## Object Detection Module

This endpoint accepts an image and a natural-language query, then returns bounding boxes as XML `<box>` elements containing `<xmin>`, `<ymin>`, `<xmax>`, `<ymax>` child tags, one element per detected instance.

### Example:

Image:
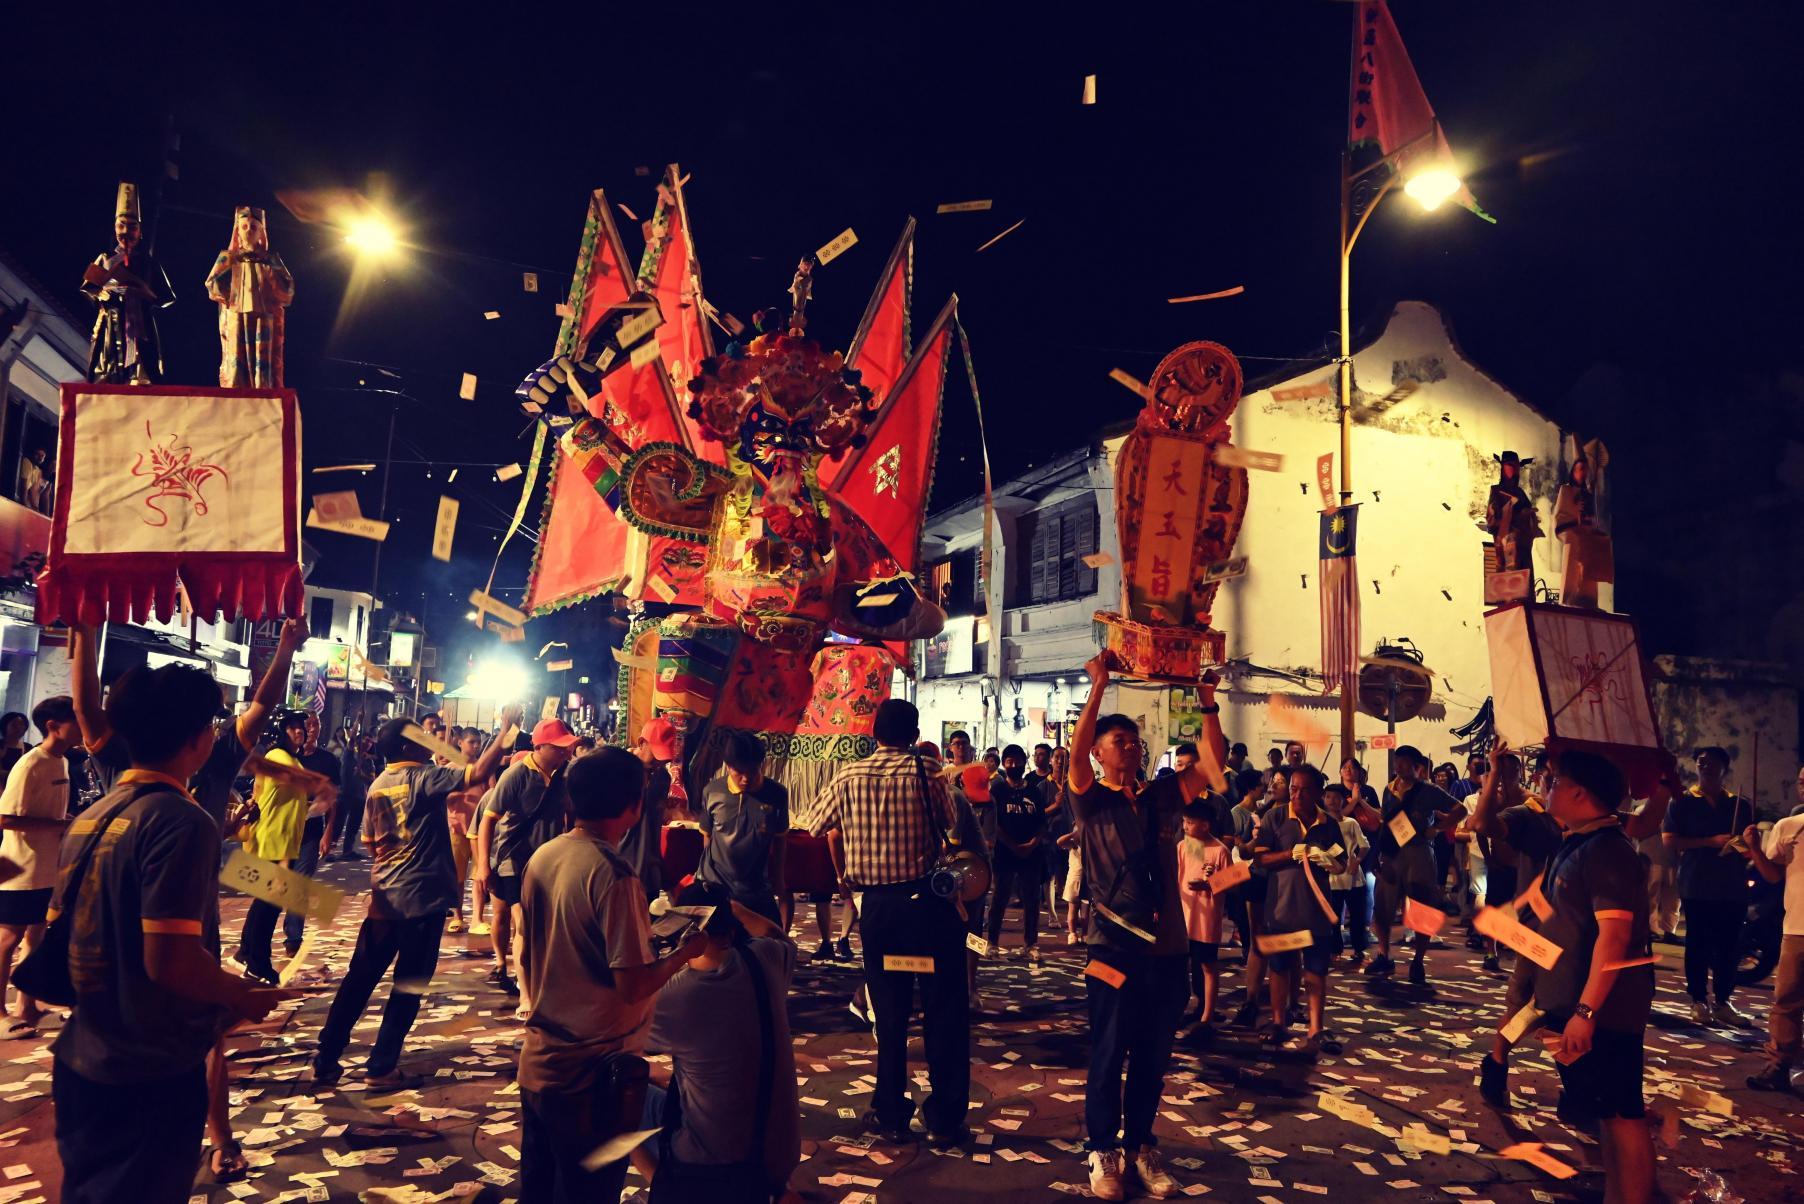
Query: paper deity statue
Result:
<box><xmin>1554</xmin><ymin>436</ymin><xmax>1613</xmax><ymax>609</ymax></box>
<box><xmin>1092</xmin><ymin>341</ymin><xmax>1249</xmax><ymax>683</ymax></box>
<box><xmin>79</xmin><ymin>182</ymin><xmax>175</xmax><ymax>384</ymax></box>
<box><xmin>206</xmin><ymin>206</ymin><xmax>295</xmax><ymax>388</ymax></box>
<box><xmin>510</xmin><ymin>178</ymin><xmax>951</xmax><ymax>806</ymax></box>
<box><xmin>1484</xmin><ymin>450</ymin><xmax>1542</xmax><ymax>572</ymax></box>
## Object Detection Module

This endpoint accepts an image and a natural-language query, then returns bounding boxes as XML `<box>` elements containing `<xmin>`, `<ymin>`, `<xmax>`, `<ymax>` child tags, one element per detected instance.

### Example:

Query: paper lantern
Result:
<box><xmin>1483</xmin><ymin>601</ymin><xmax>1664</xmax><ymax>794</ymax></box>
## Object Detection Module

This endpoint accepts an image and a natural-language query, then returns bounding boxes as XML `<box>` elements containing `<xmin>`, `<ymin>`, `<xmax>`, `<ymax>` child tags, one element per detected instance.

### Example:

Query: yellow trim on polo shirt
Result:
<box><xmin>118</xmin><ymin>769</ymin><xmax>197</xmax><ymax>803</ymax></box>
<box><xmin>1593</xmin><ymin>909</ymin><xmax>1634</xmax><ymax>921</ymax></box>
<box><xmin>141</xmin><ymin>918</ymin><xmax>203</xmax><ymax>935</ymax></box>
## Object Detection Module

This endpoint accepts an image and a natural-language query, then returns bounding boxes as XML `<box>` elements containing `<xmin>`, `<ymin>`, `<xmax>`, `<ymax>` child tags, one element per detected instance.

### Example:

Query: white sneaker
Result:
<box><xmin>1087</xmin><ymin>1149</ymin><xmax>1127</xmax><ymax>1201</ymax></box>
<box><xmin>1133</xmin><ymin>1145</ymin><xmax>1179</xmax><ymax>1199</ymax></box>
<box><xmin>1713</xmin><ymin>1002</ymin><xmax>1755</xmax><ymax>1029</ymax></box>
<box><xmin>1688</xmin><ymin>999</ymin><xmax>1713</xmax><ymax>1025</ymax></box>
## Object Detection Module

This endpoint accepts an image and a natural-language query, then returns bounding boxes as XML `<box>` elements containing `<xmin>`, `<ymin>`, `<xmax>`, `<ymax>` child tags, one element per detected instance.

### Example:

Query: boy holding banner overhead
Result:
<box><xmin>1068</xmin><ymin>650</ymin><xmax>1228</xmax><ymax>1202</ymax></box>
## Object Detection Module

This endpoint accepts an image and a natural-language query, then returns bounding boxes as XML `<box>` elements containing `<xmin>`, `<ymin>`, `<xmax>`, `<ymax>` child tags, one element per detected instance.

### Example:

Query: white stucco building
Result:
<box><xmin>908</xmin><ymin>301</ymin><xmax>1573</xmax><ymax>770</ymax></box>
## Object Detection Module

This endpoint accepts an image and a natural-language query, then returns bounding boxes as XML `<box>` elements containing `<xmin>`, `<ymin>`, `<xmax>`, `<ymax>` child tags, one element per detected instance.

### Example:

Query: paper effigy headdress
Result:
<box><xmin>115</xmin><ymin>181</ymin><xmax>140</xmax><ymax>221</ymax></box>
<box><xmin>685</xmin><ymin>297</ymin><xmax>876</xmax><ymax>457</ymax></box>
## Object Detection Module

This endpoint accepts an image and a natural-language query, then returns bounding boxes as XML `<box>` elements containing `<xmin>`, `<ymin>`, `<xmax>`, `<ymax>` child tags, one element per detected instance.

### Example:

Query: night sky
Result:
<box><xmin>7</xmin><ymin>1</ymin><xmax>1800</xmax><ymax>680</ymax></box>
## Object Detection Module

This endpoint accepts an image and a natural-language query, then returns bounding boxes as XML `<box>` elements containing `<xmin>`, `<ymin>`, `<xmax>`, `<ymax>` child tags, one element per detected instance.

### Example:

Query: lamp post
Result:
<box><xmin>1334</xmin><ymin>137</ymin><xmax>1461</xmax><ymax>763</ymax></box>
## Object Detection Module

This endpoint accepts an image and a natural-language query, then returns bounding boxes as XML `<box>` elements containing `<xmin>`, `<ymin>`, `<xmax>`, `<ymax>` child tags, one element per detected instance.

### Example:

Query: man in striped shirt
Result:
<box><xmin>810</xmin><ymin>699</ymin><xmax>976</xmax><ymax>1149</ymax></box>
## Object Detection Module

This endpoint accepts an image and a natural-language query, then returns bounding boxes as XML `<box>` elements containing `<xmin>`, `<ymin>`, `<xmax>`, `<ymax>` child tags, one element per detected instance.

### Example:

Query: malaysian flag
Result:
<box><xmin>1319</xmin><ymin>505</ymin><xmax>1362</xmax><ymax>692</ymax></box>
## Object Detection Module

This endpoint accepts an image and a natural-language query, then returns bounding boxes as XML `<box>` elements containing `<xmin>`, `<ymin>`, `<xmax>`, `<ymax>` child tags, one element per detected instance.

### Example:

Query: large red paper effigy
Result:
<box><xmin>36</xmin><ymin>383</ymin><xmax>303</xmax><ymax>624</ymax></box>
<box><xmin>508</xmin><ymin>174</ymin><xmax>954</xmax><ymax>808</ymax></box>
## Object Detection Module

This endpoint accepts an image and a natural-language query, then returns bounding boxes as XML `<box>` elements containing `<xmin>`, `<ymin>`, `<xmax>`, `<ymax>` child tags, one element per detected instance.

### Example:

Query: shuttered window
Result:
<box><xmin>1019</xmin><ymin>496</ymin><xmax>1099</xmax><ymax>605</ymax></box>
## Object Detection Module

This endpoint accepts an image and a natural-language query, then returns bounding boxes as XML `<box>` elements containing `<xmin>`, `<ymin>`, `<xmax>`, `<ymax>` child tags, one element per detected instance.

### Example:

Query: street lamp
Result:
<box><xmin>1402</xmin><ymin>167</ymin><xmax>1463</xmax><ymax>212</ymax></box>
<box><xmin>1334</xmin><ymin>140</ymin><xmax>1463</xmax><ymax>761</ymax></box>
<box><xmin>343</xmin><ymin>212</ymin><xmax>401</xmax><ymax>257</ymax></box>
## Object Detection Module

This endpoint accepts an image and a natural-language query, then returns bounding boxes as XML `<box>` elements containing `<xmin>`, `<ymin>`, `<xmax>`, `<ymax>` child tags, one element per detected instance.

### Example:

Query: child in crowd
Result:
<box><xmin>1178</xmin><ymin>800</ymin><xmax>1232</xmax><ymax>1033</ymax></box>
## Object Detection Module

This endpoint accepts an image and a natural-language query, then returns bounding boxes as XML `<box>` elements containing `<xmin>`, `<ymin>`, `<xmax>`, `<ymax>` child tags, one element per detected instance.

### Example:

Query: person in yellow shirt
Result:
<box><xmin>235</xmin><ymin>712</ymin><xmax>330</xmax><ymax>984</ymax></box>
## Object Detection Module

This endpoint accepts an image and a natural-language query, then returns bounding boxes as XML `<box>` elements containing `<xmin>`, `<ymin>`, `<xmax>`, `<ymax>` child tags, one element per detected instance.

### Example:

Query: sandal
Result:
<box><xmin>0</xmin><ymin>1019</ymin><xmax>38</xmax><ymax>1040</ymax></box>
<box><xmin>447</xmin><ymin>916</ymin><xmax>465</xmax><ymax>933</ymax></box>
<box><xmin>209</xmin><ymin>1140</ymin><xmax>250</xmax><ymax>1183</ymax></box>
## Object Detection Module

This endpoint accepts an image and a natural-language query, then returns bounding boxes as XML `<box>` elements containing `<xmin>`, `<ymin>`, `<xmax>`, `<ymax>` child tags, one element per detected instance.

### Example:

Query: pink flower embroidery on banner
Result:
<box><xmin>130</xmin><ymin>421</ymin><xmax>229</xmax><ymax>527</ymax></box>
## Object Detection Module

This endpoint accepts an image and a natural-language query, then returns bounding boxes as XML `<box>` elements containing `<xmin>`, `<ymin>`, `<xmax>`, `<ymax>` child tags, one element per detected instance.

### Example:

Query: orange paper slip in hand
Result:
<box><xmin>1473</xmin><ymin>906</ymin><xmax>1564</xmax><ymax>970</ymax></box>
<box><xmin>1404</xmin><ymin>895</ymin><xmax>1446</xmax><ymax>936</ymax></box>
<box><xmin>1255</xmin><ymin>930</ymin><xmax>1314</xmax><ymax>954</ymax></box>
<box><xmin>1084</xmin><ymin>960</ymin><xmax>1127</xmax><ymax>989</ymax></box>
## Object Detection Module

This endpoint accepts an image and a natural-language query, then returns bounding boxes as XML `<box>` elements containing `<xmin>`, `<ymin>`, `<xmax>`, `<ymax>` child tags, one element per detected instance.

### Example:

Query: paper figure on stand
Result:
<box><xmin>507</xmin><ymin>180</ymin><xmax>952</xmax><ymax>806</ymax></box>
<box><xmin>1092</xmin><ymin>341</ymin><xmax>1249</xmax><ymax>683</ymax></box>
<box><xmin>1555</xmin><ymin>436</ymin><xmax>1613</xmax><ymax>609</ymax></box>
<box><xmin>79</xmin><ymin>182</ymin><xmax>175</xmax><ymax>384</ymax></box>
<box><xmin>206</xmin><ymin>206</ymin><xmax>294</xmax><ymax>388</ymax></box>
<box><xmin>1484</xmin><ymin>450</ymin><xmax>1541</xmax><ymax>572</ymax></box>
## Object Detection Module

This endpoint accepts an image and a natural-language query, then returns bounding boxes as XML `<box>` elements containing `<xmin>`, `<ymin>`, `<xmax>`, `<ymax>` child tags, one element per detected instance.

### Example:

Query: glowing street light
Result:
<box><xmin>344</xmin><ymin>212</ymin><xmax>401</xmax><ymax>257</ymax></box>
<box><xmin>1403</xmin><ymin>167</ymin><xmax>1463</xmax><ymax>213</ymax></box>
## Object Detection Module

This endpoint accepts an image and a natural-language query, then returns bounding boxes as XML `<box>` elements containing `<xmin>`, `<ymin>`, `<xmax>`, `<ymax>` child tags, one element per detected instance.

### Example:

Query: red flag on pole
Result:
<box><xmin>846</xmin><ymin>218</ymin><xmax>914</xmax><ymax>405</ymax></box>
<box><xmin>1319</xmin><ymin>505</ymin><xmax>1362</xmax><ymax>694</ymax></box>
<box><xmin>523</xmin><ymin>190</ymin><xmax>691</xmax><ymax>617</ymax></box>
<box><xmin>820</xmin><ymin>220</ymin><xmax>914</xmax><ymax>483</ymax></box>
<box><xmin>575</xmin><ymin>189</ymin><xmax>638</xmax><ymax>350</ymax></box>
<box><xmin>1348</xmin><ymin>1</ymin><xmax>1492</xmax><ymax>222</ymax></box>
<box><xmin>638</xmin><ymin>165</ymin><xmax>720</xmax><ymax>461</ymax></box>
<box><xmin>829</xmin><ymin>297</ymin><xmax>956</xmax><ymax>573</ymax></box>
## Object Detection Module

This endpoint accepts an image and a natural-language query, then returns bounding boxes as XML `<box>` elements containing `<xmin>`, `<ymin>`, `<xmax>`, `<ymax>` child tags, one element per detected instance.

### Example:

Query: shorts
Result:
<box><xmin>1550</xmin><ymin>1025</ymin><xmax>1646</xmax><ymax>1120</ymax></box>
<box><xmin>1503</xmin><ymin>945</ymin><xmax>1537</xmax><ymax>1018</ymax></box>
<box><xmin>1266</xmin><ymin>929</ymin><xmax>1334</xmax><ymax>976</ymax></box>
<box><xmin>0</xmin><ymin>887</ymin><xmax>51</xmax><ymax>927</ymax></box>
<box><xmin>1063</xmin><ymin>849</ymin><xmax>1084</xmax><ymax>904</ymax></box>
<box><xmin>488</xmin><ymin>875</ymin><xmax>522</xmax><ymax>907</ymax></box>
<box><xmin>1187</xmin><ymin>940</ymin><xmax>1218</xmax><ymax>964</ymax></box>
<box><xmin>1485</xmin><ymin>866</ymin><xmax>1519</xmax><ymax>909</ymax></box>
<box><xmin>1374</xmin><ymin>846</ymin><xmax>1443</xmax><ymax>921</ymax></box>
<box><xmin>449</xmin><ymin>829</ymin><xmax>472</xmax><ymax>887</ymax></box>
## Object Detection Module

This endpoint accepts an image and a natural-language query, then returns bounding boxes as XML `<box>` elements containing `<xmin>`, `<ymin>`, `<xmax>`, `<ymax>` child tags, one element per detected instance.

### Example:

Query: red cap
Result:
<box><xmin>640</xmin><ymin>716</ymin><xmax>680</xmax><ymax>761</ymax></box>
<box><xmin>960</xmin><ymin>762</ymin><xmax>993</xmax><ymax>802</ymax></box>
<box><xmin>531</xmin><ymin>718</ymin><xmax>580</xmax><ymax>749</ymax></box>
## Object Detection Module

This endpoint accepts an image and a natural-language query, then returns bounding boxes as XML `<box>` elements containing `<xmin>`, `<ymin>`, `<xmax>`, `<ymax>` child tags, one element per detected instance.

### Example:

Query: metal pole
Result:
<box><xmin>1337</xmin><ymin>148</ymin><xmax>1358</xmax><ymax>767</ymax></box>
<box><xmin>359</xmin><ymin>402</ymin><xmax>398</xmax><ymax>719</ymax></box>
<box><xmin>1386</xmin><ymin>675</ymin><xmax>1399</xmax><ymax>783</ymax></box>
<box><xmin>369</xmin><ymin>400</ymin><xmax>398</xmax><ymax>603</ymax></box>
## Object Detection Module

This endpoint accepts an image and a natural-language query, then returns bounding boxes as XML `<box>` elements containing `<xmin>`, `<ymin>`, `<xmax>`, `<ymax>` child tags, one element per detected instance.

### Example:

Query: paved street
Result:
<box><xmin>2</xmin><ymin>859</ymin><xmax>1800</xmax><ymax>1203</ymax></box>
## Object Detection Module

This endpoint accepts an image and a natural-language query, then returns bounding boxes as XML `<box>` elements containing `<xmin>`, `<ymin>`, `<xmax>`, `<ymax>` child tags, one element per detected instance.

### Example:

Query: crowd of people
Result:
<box><xmin>3</xmin><ymin>638</ymin><xmax>1802</xmax><ymax>1204</ymax></box>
